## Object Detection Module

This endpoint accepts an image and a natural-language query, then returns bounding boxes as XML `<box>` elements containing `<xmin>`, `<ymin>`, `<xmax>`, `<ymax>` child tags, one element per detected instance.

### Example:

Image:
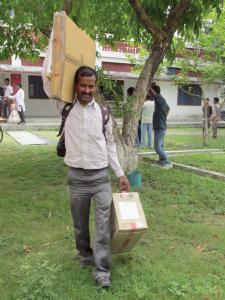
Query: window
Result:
<box><xmin>28</xmin><ymin>76</ymin><xmax>48</xmax><ymax>99</ymax></box>
<box><xmin>177</xmin><ymin>84</ymin><xmax>202</xmax><ymax>106</ymax></box>
<box><xmin>167</xmin><ymin>67</ymin><xmax>180</xmax><ymax>75</ymax></box>
<box><xmin>100</xmin><ymin>80</ymin><xmax>124</xmax><ymax>102</ymax></box>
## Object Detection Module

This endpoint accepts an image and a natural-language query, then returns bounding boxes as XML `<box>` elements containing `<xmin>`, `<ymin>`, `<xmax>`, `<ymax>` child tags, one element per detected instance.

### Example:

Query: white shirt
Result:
<box><xmin>212</xmin><ymin>103</ymin><xmax>220</xmax><ymax>117</ymax></box>
<box><xmin>141</xmin><ymin>100</ymin><xmax>154</xmax><ymax>123</ymax></box>
<box><xmin>64</xmin><ymin>100</ymin><xmax>124</xmax><ymax>177</ymax></box>
<box><xmin>4</xmin><ymin>84</ymin><xmax>13</xmax><ymax>97</ymax></box>
<box><xmin>9</xmin><ymin>88</ymin><xmax>25</xmax><ymax>112</ymax></box>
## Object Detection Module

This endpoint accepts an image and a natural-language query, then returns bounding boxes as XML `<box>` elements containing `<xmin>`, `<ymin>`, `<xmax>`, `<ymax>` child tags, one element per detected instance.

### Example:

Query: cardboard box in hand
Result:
<box><xmin>111</xmin><ymin>192</ymin><xmax>148</xmax><ymax>253</ymax></box>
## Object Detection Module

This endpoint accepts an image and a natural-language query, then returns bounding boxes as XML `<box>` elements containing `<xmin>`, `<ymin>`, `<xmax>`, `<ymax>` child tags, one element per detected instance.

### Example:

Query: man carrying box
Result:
<box><xmin>64</xmin><ymin>66</ymin><xmax>130</xmax><ymax>288</ymax></box>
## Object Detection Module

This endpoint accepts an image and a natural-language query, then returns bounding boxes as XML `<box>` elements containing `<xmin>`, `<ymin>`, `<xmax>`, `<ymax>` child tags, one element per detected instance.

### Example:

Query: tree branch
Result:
<box><xmin>165</xmin><ymin>0</ymin><xmax>192</xmax><ymax>36</ymax></box>
<box><xmin>179</xmin><ymin>87</ymin><xmax>203</xmax><ymax>100</ymax></box>
<box><xmin>128</xmin><ymin>0</ymin><xmax>163</xmax><ymax>40</ymax></box>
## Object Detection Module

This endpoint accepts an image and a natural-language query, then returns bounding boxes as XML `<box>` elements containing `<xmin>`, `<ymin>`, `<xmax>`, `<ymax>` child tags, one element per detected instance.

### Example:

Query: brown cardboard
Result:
<box><xmin>111</xmin><ymin>192</ymin><xmax>148</xmax><ymax>253</ymax></box>
<box><xmin>51</xmin><ymin>11</ymin><xmax>96</xmax><ymax>103</ymax></box>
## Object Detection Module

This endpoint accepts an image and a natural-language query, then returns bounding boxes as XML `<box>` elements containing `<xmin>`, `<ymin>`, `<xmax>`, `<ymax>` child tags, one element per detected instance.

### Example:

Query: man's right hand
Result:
<box><xmin>118</xmin><ymin>176</ymin><xmax>130</xmax><ymax>192</ymax></box>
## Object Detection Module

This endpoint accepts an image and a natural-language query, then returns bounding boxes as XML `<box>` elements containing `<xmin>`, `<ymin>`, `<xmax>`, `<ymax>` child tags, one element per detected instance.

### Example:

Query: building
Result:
<box><xmin>0</xmin><ymin>42</ymin><xmax>222</xmax><ymax>121</ymax></box>
<box><xmin>0</xmin><ymin>56</ymin><xmax>57</xmax><ymax>118</ymax></box>
<box><xmin>96</xmin><ymin>42</ymin><xmax>221</xmax><ymax>121</ymax></box>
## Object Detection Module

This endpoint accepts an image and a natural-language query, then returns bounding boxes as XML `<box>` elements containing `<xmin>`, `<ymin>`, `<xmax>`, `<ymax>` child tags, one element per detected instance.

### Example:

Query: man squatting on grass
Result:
<box><xmin>148</xmin><ymin>84</ymin><xmax>172</xmax><ymax>169</ymax></box>
<box><xmin>62</xmin><ymin>66</ymin><xmax>130</xmax><ymax>288</ymax></box>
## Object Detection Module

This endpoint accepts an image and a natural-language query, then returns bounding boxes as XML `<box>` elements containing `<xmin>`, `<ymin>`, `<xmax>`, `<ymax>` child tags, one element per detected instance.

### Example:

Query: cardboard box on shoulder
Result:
<box><xmin>51</xmin><ymin>11</ymin><xmax>96</xmax><ymax>103</ymax></box>
<box><xmin>111</xmin><ymin>192</ymin><xmax>148</xmax><ymax>253</ymax></box>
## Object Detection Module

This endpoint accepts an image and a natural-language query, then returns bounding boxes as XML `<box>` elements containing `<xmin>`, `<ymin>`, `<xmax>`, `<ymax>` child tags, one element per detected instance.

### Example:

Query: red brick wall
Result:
<box><xmin>103</xmin><ymin>42</ymin><xmax>140</xmax><ymax>54</ymax></box>
<box><xmin>102</xmin><ymin>62</ymin><xmax>134</xmax><ymax>73</ymax></box>
<box><xmin>21</xmin><ymin>58</ymin><xmax>44</xmax><ymax>66</ymax></box>
<box><xmin>0</xmin><ymin>58</ymin><xmax>12</xmax><ymax>64</ymax></box>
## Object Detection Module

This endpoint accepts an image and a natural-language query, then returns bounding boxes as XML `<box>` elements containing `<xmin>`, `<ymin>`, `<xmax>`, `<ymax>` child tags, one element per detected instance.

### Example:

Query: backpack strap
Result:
<box><xmin>57</xmin><ymin>101</ymin><xmax>76</xmax><ymax>137</ymax></box>
<box><xmin>100</xmin><ymin>105</ymin><xmax>110</xmax><ymax>136</ymax></box>
<box><xmin>57</xmin><ymin>101</ymin><xmax>110</xmax><ymax>137</ymax></box>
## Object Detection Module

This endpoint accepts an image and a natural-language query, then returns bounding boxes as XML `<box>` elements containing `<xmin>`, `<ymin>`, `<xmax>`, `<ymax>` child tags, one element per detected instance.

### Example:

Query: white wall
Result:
<box><xmin>2</xmin><ymin>69</ymin><xmax>221</xmax><ymax>120</ymax></box>
<box><xmin>159</xmin><ymin>80</ymin><xmax>202</xmax><ymax>120</ymax></box>
<box><xmin>123</xmin><ymin>78</ymin><xmax>221</xmax><ymax>121</ymax></box>
<box><xmin>124</xmin><ymin>79</ymin><xmax>137</xmax><ymax>97</ymax></box>
<box><xmin>158</xmin><ymin>80</ymin><xmax>220</xmax><ymax>120</ymax></box>
<box><xmin>22</xmin><ymin>74</ymin><xmax>58</xmax><ymax>117</ymax></box>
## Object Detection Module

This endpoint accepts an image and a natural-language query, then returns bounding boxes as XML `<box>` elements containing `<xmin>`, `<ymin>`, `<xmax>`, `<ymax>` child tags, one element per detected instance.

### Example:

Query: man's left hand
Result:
<box><xmin>118</xmin><ymin>176</ymin><xmax>130</xmax><ymax>192</ymax></box>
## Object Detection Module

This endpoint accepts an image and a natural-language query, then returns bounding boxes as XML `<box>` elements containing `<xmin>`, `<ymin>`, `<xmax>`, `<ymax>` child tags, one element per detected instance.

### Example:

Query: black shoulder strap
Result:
<box><xmin>57</xmin><ymin>102</ymin><xmax>75</xmax><ymax>137</ymax></box>
<box><xmin>100</xmin><ymin>105</ymin><xmax>110</xmax><ymax>136</ymax></box>
<box><xmin>57</xmin><ymin>101</ymin><xmax>110</xmax><ymax>137</ymax></box>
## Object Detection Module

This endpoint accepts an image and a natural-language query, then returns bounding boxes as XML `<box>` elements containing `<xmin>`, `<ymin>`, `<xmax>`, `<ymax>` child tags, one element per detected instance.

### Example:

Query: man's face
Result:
<box><xmin>75</xmin><ymin>75</ymin><xmax>96</xmax><ymax>105</ymax></box>
<box><xmin>5</xmin><ymin>80</ymin><xmax>9</xmax><ymax>86</ymax></box>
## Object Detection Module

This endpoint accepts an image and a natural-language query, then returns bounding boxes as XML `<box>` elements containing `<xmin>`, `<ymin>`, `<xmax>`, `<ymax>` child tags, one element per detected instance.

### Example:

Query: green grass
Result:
<box><xmin>168</xmin><ymin>127</ymin><xmax>225</xmax><ymax>149</ymax></box>
<box><xmin>0</xmin><ymin>131</ymin><xmax>225</xmax><ymax>299</ymax></box>
<box><xmin>140</xmin><ymin>127</ymin><xmax>225</xmax><ymax>151</ymax></box>
<box><xmin>138</xmin><ymin>127</ymin><xmax>225</xmax><ymax>173</ymax></box>
<box><xmin>171</xmin><ymin>153</ymin><xmax>225</xmax><ymax>174</ymax></box>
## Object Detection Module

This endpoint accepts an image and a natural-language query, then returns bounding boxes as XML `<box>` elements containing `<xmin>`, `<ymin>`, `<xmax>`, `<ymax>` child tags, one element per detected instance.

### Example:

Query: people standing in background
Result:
<box><xmin>127</xmin><ymin>87</ymin><xmax>135</xmax><ymax>97</ymax></box>
<box><xmin>127</xmin><ymin>87</ymin><xmax>141</xmax><ymax>147</ymax></box>
<box><xmin>0</xmin><ymin>86</ymin><xmax>4</xmax><ymax>117</ymax></box>
<box><xmin>3</xmin><ymin>78</ymin><xmax>13</xmax><ymax>118</ymax></box>
<box><xmin>137</xmin><ymin>118</ymin><xmax>142</xmax><ymax>147</ymax></box>
<box><xmin>211</xmin><ymin>97</ymin><xmax>221</xmax><ymax>138</ymax></box>
<box><xmin>202</xmin><ymin>98</ymin><xmax>212</xmax><ymax>134</ymax></box>
<box><xmin>141</xmin><ymin>94</ymin><xmax>154</xmax><ymax>148</ymax></box>
<box><xmin>8</xmin><ymin>83</ymin><xmax>26</xmax><ymax>124</ymax></box>
<box><xmin>148</xmin><ymin>84</ymin><xmax>172</xmax><ymax>169</ymax></box>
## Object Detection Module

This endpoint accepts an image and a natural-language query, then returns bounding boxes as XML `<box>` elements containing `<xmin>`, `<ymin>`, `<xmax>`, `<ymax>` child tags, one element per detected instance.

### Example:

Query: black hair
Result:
<box><xmin>127</xmin><ymin>87</ymin><xmax>135</xmax><ymax>96</ymax></box>
<box><xmin>5</xmin><ymin>78</ymin><xmax>10</xmax><ymax>82</ymax></box>
<box><xmin>214</xmin><ymin>97</ymin><xmax>219</xmax><ymax>103</ymax></box>
<box><xmin>152</xmin><ymin>85</ymin><xmax>160</xmax><ymax>94</ymax></box>
<box><xmin>74</xmin><ymin>66</ymin><xmax>97</xmax><ymax>85</ymax></box>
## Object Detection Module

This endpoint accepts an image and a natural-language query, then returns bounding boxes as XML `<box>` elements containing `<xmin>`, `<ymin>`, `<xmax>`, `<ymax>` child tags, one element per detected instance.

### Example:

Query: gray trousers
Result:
<box><xmin>68</xmin><ymin>167</ymin><xmax>112</xmax><ymax>280</ymax></box>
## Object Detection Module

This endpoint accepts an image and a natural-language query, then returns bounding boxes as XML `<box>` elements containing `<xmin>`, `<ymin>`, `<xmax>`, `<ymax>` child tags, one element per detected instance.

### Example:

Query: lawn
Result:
<box><xmin>140</xmin><ymin>127</ymin><xmax>225</xmax><ymax>174</ymax></box>
<box><xmin>0</xmin><ymin>131</ymin><xmax>225</xmax><ymax>299</ymax></box>
<box><xmin>139</xmin><ymin>127</ymin><xmax>225</xmax><ymax>151</ymax></box>
<box><xmin>22</xmin><ymin>127</ymin><xmax>225</xmax><ymax>151</ymax></box>
<box><xmin>171</xmin><ymin>153</ymin><xmax>225</xmax><ymax>174</ymax></box>
<box><xmin>165</xmin><ymin>128</ymin><xmax>225</xmax><ymax>150</ymax></box>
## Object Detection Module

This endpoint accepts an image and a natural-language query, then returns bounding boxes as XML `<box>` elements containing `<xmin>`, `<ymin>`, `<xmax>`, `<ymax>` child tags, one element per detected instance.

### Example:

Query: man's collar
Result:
<box><xmin>76</xmin><ymin>98</ymin><xmax>97</xmax><ymax>109</ymax></box>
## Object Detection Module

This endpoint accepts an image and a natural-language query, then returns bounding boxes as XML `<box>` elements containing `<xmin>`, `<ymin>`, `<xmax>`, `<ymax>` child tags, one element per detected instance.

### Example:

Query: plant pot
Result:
<box><xmin>127</xmin><ymin>171</ymin><xmax>142</xmax><ymax>188</ymax></box>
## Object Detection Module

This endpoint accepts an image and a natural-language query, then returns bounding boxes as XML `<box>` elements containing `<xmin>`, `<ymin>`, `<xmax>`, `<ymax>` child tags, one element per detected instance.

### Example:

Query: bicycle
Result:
<box><xmin>0</xmin><ymin>125</ymin><xmax>3</xmax><ymax>143</ymax></box>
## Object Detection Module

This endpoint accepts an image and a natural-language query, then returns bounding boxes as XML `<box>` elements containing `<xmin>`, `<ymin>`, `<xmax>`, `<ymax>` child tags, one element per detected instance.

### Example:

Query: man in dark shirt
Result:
<box><xmin>148</xmin><ymin>84</ymin><xmax>172</xmax><ymax>169</ymax></box>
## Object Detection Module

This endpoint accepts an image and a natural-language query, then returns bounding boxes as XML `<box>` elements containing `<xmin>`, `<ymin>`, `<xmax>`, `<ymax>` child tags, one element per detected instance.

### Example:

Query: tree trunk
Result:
<box><xmin>113</xmin><ymin>41</ymin><xmax>168</xmax><ymax>172</ymax></box>
<box><xmin>122</xmin><ymin>41</ymin><xmax>168</xmax><ymax>147</ymax></box>
<box><xmin>62</xmin><ymin>0</ymin><xmax>73</xmax><ymax>15</ymax></box>
<box><xmin>94</xmin><ymin>90</ymin><xmax>138</xmax><ymax>172</ymax></box>
<box><xmin>113</xmin><ymin>119</ymin><xmax>139</xmax><ymax>173</ymax></box>
<box><xmin>202</xmin><ymin>104</ymin><xmax>208</xmax><ymax>146</ymax></box>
